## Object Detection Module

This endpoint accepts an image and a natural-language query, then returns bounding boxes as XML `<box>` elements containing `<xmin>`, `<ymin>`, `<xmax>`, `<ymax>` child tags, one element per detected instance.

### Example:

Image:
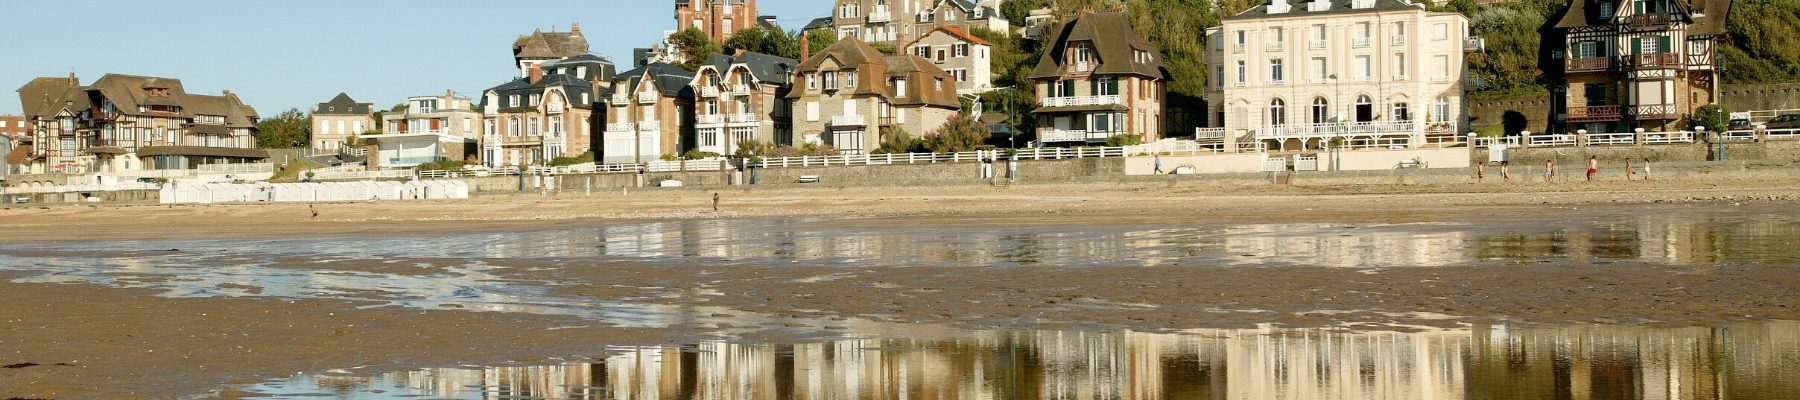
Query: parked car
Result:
<box><xmin>1766</xmin><ymin>114</ymin><xmax>1800</xmax><ymax>130</ymax></box>
<box><xmin>1728</xmin><ymin>118</ymin><xmax>1753</xmax><ymax>132</ymax></box>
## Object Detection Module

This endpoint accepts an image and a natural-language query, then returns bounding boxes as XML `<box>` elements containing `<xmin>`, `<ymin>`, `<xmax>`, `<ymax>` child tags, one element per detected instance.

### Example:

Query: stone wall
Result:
<box><xmin>1474</xmin><ymin>139</ymin><xmax>1800</xmax><ymax>164</ymax></box>
<box><xmin>457</xmin><ymin>157</ymin><xmax>1129</xmax><ymax>193</ymax></box>
<box><xmin>4</xmin><ymin>189</ymin><xmax>157</xmax><ymax>205</ymax></box>
<box><xmin>1721</xmin><ymin>83</ymin><xmax>1800</xmax><ymax>112</ymax></box>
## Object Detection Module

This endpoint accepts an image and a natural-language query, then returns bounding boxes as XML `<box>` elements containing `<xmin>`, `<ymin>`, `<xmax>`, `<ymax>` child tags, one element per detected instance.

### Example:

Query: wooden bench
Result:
<box><xmin>796</xmin><ymin>175</ymin><xmax>821</xmax><ymax>183</ymax></box>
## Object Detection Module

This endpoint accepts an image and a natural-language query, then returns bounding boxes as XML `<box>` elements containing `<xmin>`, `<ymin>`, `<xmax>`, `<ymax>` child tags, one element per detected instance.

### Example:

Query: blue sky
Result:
<box><xmin>0</xmin><ymin>0</ymin><xmax>831</xmax><ymax>116</ymax></box>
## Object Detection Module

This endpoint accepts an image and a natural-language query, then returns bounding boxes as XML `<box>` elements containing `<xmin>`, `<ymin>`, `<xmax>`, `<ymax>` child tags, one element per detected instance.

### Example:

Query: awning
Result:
<box><xmin>136</xmin><ymin>146</ymin><xmax>268</xmax><ymax>159</ymax></box>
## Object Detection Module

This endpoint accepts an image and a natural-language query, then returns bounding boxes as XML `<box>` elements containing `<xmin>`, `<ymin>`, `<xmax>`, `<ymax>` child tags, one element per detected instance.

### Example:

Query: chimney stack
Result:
<box><xmin>67</xmin><ymin>72</ymin><xmax>78</xmax><ymax>86</ymax></box>
<box><xmin>800</xmin><ymin>34</ymin><xmax>811</xmax><ymax>61</ymax></box>
<box><xmin>529</xmin><ymin>63</ymin><xmax>545</xmax><ymax>85</ymax></box>
<box><xmin>571</xmin><ymin>22</ymin><xmax>582</xmax><ymax>37</ymax></box>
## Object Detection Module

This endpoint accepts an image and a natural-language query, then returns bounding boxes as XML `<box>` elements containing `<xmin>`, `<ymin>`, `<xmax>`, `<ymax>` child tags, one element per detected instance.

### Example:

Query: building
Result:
<box><xmin>0</xmin><ymin>115</ymin><xmax>25</xmax><ymax>139</ymax></box>
<box><xmin>789</xmin><ymin>37</ymin><xmax>961</xmax><ymax>154</ymax></box>
<box><xmin>485</xmin><ymin>27</ymin><xmax>617</xmax><ymax>167</ymax></box>
<box><xmin>365</xmin><ymin>132</ymin><xmax>472</xmax><ymax>170</ymax></box>
<box><xmin>831</xmin><ymin>0</ymin><xmax>1009</xmax><ymax>45</ymax></box>
<box><xmin>1544</xmin><ymin>0</ymin><xmax>1731</xmax><ymax>134</ymax></box>
<box><xmin>690</xmin><ymin>51</ymin><xmax>800</xmax><ymax>155</ymax></box>
<box><xmin>310</xmin><ymin>93</ymin><xmax>374</xmax><ymax>151</ymax></box>
<box><xmin>1202</xmin><ymin>0</ymin><xmax>1470</xmax><ymax>151</ymax></box>
<box><xmin>1</xmin><ymin>115</ymin><xmax>27</xmax><ymax>173</ymax></box>
<box><xmin>905</xmin><ymin>26</ymin><xmax>995</xmax><ymax>94</ymax></box>
<box><xmin>15</xmin><ymin>73</ymin><xmax>264</xmax><ymax>174</ymax></box>
<box><xmin>602</xmin><ymin>62</ymin><xmax>696</xmax><ymax>164</ymax></box>
<box><xmin>1029</xmin><ymin>8</ymin><xmax>1169</xmax><ymax>146</ymax></box>
<box><xmin>675</xmin><ymin>0</ymin><xmax>759</xmax><ymax>41</ymax></box>
<box><xmin>1020</xmin><ymin>7</ymin><xmax>1057</xmax><ymax>40</ymax></box>
<box><xmin>374</xmin><ymin>91</ymin><xmax>482</xmax><ymax>169</ymax></box>
<box><xmin>512</xmin><ymin>24</ymin><xmax>590</xmax><ymax>78</ymax></box>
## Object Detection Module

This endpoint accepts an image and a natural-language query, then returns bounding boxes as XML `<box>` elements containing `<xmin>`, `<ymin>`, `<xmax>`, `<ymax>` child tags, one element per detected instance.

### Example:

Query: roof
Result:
<box><xmin>795</xmin><ymin>37</ymin><xmax>888</xmax><ymax>73</ymax></box>
<box><xmin>315</xmin><ymin>92</ymin><xmax>373</xmax><ymax>115</ymax></box>
<box><xmin>184</xmin><ymin>92</ymin><xmax>258</xmax><ymax>128</ymax></box>
<box><xmin>1553</xmin><ymin>0</ymin><xmax>1731</xmax><ymax>35</ymax></box>
<box><xmin>802</xmin><ymin>17</ymin><xmax>834</xmax><ymax>31</ymax></box>
<box><xmin>701</xmin><ymin>52</ymin><xmax>800</xmax><ymax>85</ymax></box>
<box><xmin>483</xmin><ymin>73</ymin><xmax>601</xmax><ymax>111</ymax></box>
<box><xmin>1028</xmin><ymin>10</ymin><xmax>1168</xmax><ymax>80</ymax></box>
<box><xmin>757</xmin><ymin>15</ymin><xmax>782</xmax><ymax>31</ymax></box>
<box><xmin>1228</xmin><ymin>0</ymin><xmax>1425</xmax><ymax>20</ymax></box>
<box><xmin>87</xmin><ymin>74</ymin><xmax>191</xmax><ymax>118</ymax></box>
<box><xmin>883</xmin><ymin>55</ymin><xmax>962</xmax><ymax>108</ymax></box>
<box><xmin>615</xmin><ymin>62</ymin><xmax>697</xmax><ymax>98</ymax></box>
<box><xmin>513</xmin><ymin>28</ymin><xmax>590</xmax><ymax>60</ymax></box>
<box><xmin>16</xmin><ymin>76</ymin><xmax>87</xmax><ymax>118</ymax></box>
<box><xmin>909</xmin><ymin>25</ymin><xmax>995</xmax><ymax>48</ymax></box>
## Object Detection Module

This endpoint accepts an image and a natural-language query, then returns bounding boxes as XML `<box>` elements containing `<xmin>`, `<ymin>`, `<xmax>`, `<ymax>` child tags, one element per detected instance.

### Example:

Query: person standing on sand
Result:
<box><xmin>1476</xmin><ymin>162</ymin><xmax>1485</xmax><ymax>182</ymax></box>
<box><xmin>712</xmin><ymin>192</ymin><xmax>720</xmax><ymax>212</ymax></box>
<box><xmin>1544</xmin><ymin>159</ymin><xmax>1555</xmax><ymax>183</ymax></box>
<box><xmin>1586</xmin><ymin>156</ymin><xmax>1598</xmax><ymax>182</ymax></box>
<box><xmin>1500</xmin><ymin>160</ymin><xmax>1511</xmax><ymax>183</ymax></box>
<box><xmin>1625</xmin><ymin>158</ymin><xmax>1634</xmax><ymax>180</ymax></box>
<box><xmin>1643</xmin><ymin>158</ymin><xmax>1652</xmax><ymax>181</ymax></box>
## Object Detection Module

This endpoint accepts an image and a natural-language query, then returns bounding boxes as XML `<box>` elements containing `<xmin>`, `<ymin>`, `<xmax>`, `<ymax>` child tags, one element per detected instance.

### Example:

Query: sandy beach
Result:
<box><xmin>3</xmin><ymin>174</ymin><xmax>1799</xmax><ymax>397</ymax></box>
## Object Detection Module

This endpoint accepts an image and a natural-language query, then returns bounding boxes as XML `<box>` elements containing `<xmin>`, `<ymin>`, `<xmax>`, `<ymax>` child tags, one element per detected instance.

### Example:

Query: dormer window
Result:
<box><xmin>1071</xmin><ymin>44</ymin><xmax>1093</xmax><ymax>71</ymax></box>
<box><xmin>823</xmin><ymin>72</ymin><xmax>837</xmax><ymax>90</ymax></box>
<box><xmin>1599</xmin><ymin>2</ymin><xmax>1614</xmax><ymax>19</ymax></box>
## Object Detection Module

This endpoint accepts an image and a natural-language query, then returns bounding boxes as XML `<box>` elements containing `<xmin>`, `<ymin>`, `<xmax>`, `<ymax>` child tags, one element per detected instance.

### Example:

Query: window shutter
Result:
<box><xmin>1109</xmin><ymin>79</ymin><xmax>1119</xmax><ymax>96</ymax></box>
<box><xmin>1657</xmin><ymin>36</ymin><xmax>1671</xmax><ymax>53</ymax></box>
<box><xmin>1632</xmin><ymin>38</ymin><xmax>1643</xmax><ymax>55</ymax></box>
<box><xmin>1090</xmin><ymin>79</ymin><xmax>1098</xmax><ymax>97</ymax></box>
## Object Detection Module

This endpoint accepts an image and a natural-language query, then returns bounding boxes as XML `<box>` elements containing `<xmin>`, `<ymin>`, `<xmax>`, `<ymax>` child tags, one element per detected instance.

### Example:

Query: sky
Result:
<box><xmin>0</xmin><ymin>0</ymin><xmax>832</xmax><ymax>116</ymax></box>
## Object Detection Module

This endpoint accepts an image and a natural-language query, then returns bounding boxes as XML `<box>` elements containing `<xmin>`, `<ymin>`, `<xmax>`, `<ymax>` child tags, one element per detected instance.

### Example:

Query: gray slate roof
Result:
<box><xmin>315</xmin><ymin>92</ymin><xmax>373</xmax><ymax>116</ymax></box>
<box><xmin>702</xmin><ymin>52</ymin><xmax>799</xmax><ymax>85</ymax></box>
<box><xmin>613</xmin><ymin>62</ymin><xmax>697</xmax><ymax>98</ymax></box>
<box><xmin>1226</xmin><ymin>0</ymin><xmax>1423</xmax><ymax>20</ymax></box>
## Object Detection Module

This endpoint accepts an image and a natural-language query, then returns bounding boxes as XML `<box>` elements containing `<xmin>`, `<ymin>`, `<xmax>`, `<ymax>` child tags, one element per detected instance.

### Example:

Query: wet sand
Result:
<box><xmin>3</xmin><ymin>178</ymin><xmax>1800</xmax><ymax>397</ymax></box>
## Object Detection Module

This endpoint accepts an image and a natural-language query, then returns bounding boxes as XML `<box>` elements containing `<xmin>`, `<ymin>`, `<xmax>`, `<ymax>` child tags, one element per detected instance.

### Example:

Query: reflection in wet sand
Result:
<box><xmin>251</xmin><ymin>322</ymin><xmax>1800</xmax><ymax>399</ymax></box>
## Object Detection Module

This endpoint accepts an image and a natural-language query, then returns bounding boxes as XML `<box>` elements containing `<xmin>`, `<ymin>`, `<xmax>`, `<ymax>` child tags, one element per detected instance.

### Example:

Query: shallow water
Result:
<box><xmin>245</xmin><ymin>322</ymin><xmax>1800</xmax><ymax>400</ymax></box>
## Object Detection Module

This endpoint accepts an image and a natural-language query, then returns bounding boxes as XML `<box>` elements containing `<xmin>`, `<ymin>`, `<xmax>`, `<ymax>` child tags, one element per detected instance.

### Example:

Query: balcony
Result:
<box><xmin>700</xmin><ymin>86</ymin><xmax>720</xmax><ymax>98</ymax></box>
<box><xmin>611</xmin><ymin>94</ymin><xmax>629</xmax><ymax>105</ymax></box>
<box><xmin>637</xmin><ymin>92</ymin><xmax>657</xmax><ymax>104</ymax></box>
<box><xmin>1266</xmin><ymin>42</ymin><xmax>1284</xmax><ymax>51</ymax></box>
<box><xmin>1626</xmin><ymin>104</ymin><xmax>1678</xmax><ymax>120</ymax></box>
<box><xmin>1622</xmin><ymin>53</ymin><xmax>1681</xmax><ymax>70</ymax></box>
<box><xmin>1392</xmin><ymin>35</ymin><xmax>1407</xmax><ymax>45</ymax></box>
<box><xmin>731</xmin><ymin>84</ymin><xmax>751</xmax><ymax>96</ymax></box>
<box><xmin>1041</xmin><ymin>95</ymin><xmax>1122</xmax><ymax>108</ymax></box>
<box><xmin>1567</xmin><ymin>105</ymin><xmax>1623</xmax><ymax>123</ymax></box>
<box><xmin>696</xmin><ymin>114</ymin><xmax>726</xmax><ymax>126</ymax></box>
<box><xmin>1463</xmin><ymin>37</ymin><xmax>1485</xmax><ymax>52</ymax></box>
<box><xmin>1039</xmin><ymin>128</ymin><xmax>1109</xmax><ymax>142</ymax></box>
<box><xmin>1623</xmin><ymin>13</ymin><xmax>1675</xmax><ymax>29</ymax></box>
<box><xmin>1309</xmin><ymin>40</ymin><xmax>1326</xmax><ymax>50</ymax></box>
<box><xmin>1352</xmin><ymin>37</ymin><xmax>1371</xmax><ymax>47</ymax></box>
<box><xmin>830</xmin><ymin>114</ymin><xmax>866</xmax><ymax>127</ymax></box>
<box><xmin>638</xmin><ymin>120</ymin><xmax>661</xmax><ymax>131</ymax></box>
<box><xmin>728</xmin><ymin>113</ymin><xmax>758</xmax><ymax>124</ymax></box>
<box><xmin>605</xmin><ymin>122</ymin><xmax>635</xmax><ymax>132</ymax></box>
<box><xmin>867</xmin><ymin>8</ymin><xmax>891</xmax><ymax>22</ymax></box>
<box><xmin>1565</xmin><ymin>57</ymin><xmax>1613</xmax><ymax>73</ymax></box>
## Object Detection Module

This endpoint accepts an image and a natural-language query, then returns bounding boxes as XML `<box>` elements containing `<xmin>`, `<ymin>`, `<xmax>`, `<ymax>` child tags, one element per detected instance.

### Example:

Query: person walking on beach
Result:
<box><xmin>1625</xmin><ymin>158</ymin><xmax>1634</xmax><ymax>180</ymax></box>
<box><xmin>1476</xmin><ymin>162</ymin><xmax>1485</xmax><ymax>182</ymax></box>
<box><xmin>1500</xmin><ymin>160</ymin><xmax>1511</xmax><ymax>183</ymax></box>
<box><xmin>1153</xmin><ymin>155</ymin><xmax>1164</xmax><ymax>174</ymax></box>
<box><xmin>1586</xmin><ymin>156</ymin><xmax>1598</xmax><ymax>182</ymax></box>
<box><xmin>309</xmin><ymin>204</ymin><xmax>319</xmax><ymax>221</ymax></box>
<box><xmin>1643</xmin><ymin>158</ymin><xmax>1652</xmax><ymax>181</ymax></box>
<box><xmin>712</xmin><ymin>192</ymin><xmax>720</xmax><ymax>212</ymax></box>
<box><xmin>1544</xmin><ymin>159</ymin><xmax>1555</xmax><ymax>183</ymax></box>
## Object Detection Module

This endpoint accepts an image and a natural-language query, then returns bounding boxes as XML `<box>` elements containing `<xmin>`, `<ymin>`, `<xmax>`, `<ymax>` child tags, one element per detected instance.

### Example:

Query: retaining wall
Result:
<box><xmin>4</xmin><ymin>189</ymin><xmax>157</xmax><ymax>205</ymax></box>
<box><xmin>1475</xmin><ymin>140</ymin><xmax>1800</xmax><ymax>164</ymax></box>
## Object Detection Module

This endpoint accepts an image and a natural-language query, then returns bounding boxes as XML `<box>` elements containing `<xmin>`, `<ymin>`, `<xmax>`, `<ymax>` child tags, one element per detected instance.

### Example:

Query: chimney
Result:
<box><xmin>571</xmin><ymin>22</ymin><xmax>582</xmax><ymax>37</ymax></box>
<box><xmin>529</xmin><ymin>63</ymin><xmax>545</xmax><ymax>85</ymax></box>
<box><xmin>800</xmin><ymin>34</ymin><xmax>811</xmax><ymax>61</ymax></box>
<box><xmin>67</xmin><ymin>72</ymin><xmax>78</xmax><ymax>86</ymax></box>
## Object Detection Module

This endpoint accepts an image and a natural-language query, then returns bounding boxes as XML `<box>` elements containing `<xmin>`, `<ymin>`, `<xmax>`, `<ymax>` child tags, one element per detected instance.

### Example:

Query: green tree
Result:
<box><xmin>254</xmin><ymin>108</ymin><xmax>311</xmax><ymax>149</ymax></box>
<box><xmin>803</xmin><ymin>29</ymin><xmax>837</xmax><ymax>58</ymax></box>
<box><xmin>724</xmin><ymin>26</ymin><xmax>800</xmax><ymax>59</ymax></box>
<box><xmin>1722</xmin><ymin>0</ymin><xmax>1800</xmax><ymax>84</ymax></box>
<box><xmin>1466</xmin><ymin>6</ymin><xmax>1548</xmax><ymax>97</ymax></box>
<box><xmin>668</xmin><ymin>28</ymin><xmax>722</xmax><ymax>70</ymax></box>
<box><xmin>922</xmin><ymin>115</ymin><xmax>991</xmax><ymax>153</ymax></box>
<box><xmin>1690</xmin><ymin>104</ymin><xmax>1729</xmax><ymax>134</ymax></box>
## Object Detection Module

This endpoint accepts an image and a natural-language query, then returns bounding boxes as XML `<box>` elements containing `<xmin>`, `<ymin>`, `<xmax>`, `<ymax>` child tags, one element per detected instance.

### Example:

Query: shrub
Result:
<box><xmin>922</xmin><ymin>114</ymin><xmax>991</xmax><ymax>153</ymax></box>
<box><xmin>873</xmin><ymin>127</ymin><xmax>923</xmax><ymax>154</ymax></box>
<box><xmin>416</xmin><ymin>159</ymin><xmax>468</xmax><ymax>171</ymax></box>
<box><xmin>800</xmin><ymin>142</ymin><xmax>839</xmax><ymax>156</ymax></box>
<box><xmin>681</xmin><ymin>149</ymin><xmax>723</xmax><ymax>160</ymax></box>
<box><xmin>548</xmin><ymin>151</ymin><xmax>595</xmax><ymax>166</ymax></box>
<box><xmin>1105</xmin><ymin>134</ymin><xmax>1145</xmax><ymax>147</ymax></box>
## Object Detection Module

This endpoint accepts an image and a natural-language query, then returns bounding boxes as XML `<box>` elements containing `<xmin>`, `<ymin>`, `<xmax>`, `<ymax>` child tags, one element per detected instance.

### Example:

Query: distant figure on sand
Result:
<box><xmin>1643</xmin><ymin>158</ymin><xmax>1652</xmax><ymax>181</ymax></box>
<box><xmin>712</xmin><ymin>192</ymin><xmax>720</xmax><ymax>212</ymax></box>
<box><xmin>1500</xmin><ymin>160</ymin><xmax>1511</xmax><ymax>183</ymax></box>
<box><xmin>1586</xmin><ymin>156</ymin><xmax>1598</xmax><ymax>182</ymax></box>
<box><xmin>1544</xmin><ymin>159</ymin><xmax>1555</xmax><ymax>183</ymax></box>
<box><xmin>309</xmin><ymin>204</ymin><xmax>319</xmax><ymax>221</ymax></box>
<box><xmin>1153</xmin><ymin>155</ymin><xmax>1164</xmax><ymax>174</ymax></box>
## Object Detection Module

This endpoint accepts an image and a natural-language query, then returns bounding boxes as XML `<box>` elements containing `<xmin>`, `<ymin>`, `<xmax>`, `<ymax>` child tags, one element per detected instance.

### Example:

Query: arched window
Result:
<box><xmin>1311</xmin><ymin>97</ymin><xmax>1330</xmax><ymax>124</ymax></box>
<box><xmin>1393</xmin><ymin>102</ymin><xmax>1411</xmax><ymax>121</ymax></box>
<box><xmin>1269</xmin><ymin>98</ymin><xmax>1286</xmax><ymax>126</ymax></box>
<box><xmin>1355</xmin><ymin>95</ymin><xmax>1373</xmax><ymax>122</ymax></box>
<box><xmin>1433</xmin><ymin>96</ymin><xmax>1451</xmax><ymax>123</ymax></box>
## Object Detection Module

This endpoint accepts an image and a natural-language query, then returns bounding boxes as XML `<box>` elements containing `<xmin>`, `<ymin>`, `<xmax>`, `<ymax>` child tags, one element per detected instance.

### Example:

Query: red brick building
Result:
<box><xmin>675</xmin><ymin>0</ymin><xmax>759</xmax><ymax>41</ymax></box>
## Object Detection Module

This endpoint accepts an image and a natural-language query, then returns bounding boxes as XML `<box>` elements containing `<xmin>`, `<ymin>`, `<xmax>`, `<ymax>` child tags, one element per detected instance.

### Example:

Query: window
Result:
<box><xmin>577</xmin><ymin>66</ymin><xmax>587</xmax><ymax>78</ymax></box>
<box><xmin>936</xmin><ymin>48</ymin><xmax>948</xmax><ymax>62</ymax></box>
<box><xmin>722</xmin><ymin>19</ymin><xmax>733</xmax><ymax>36</ymax></box>
<box><xmin>529</xmin><ymin>94</ymin><xmax>540</xmax><ymax>106</ymax></box>
<box><xmin>1433</xmin><ymin>23</ymin><xmax>1448</xmax><ymax>40</ymax></box>
<box><xmin>1235</xmin><ymin>61</ymin><xmax>1247</xmax><ymax>85</ymax></box>
<box><xmin>1269</xmin><ymin>99</ymin><xmax>1286</xmax><ymax>126</ymax></box>
<box><xmin>895</xmin><ymin>78</ymin><xmax>908</xmax><ymax>97</ymax></box>
<box><xmin>1599</xmin><ymin>3</ymin><xmax>1614</xmax><ymax>19</ymax></box>
<box><xmin>847</xmin><ymin>72</ymin><xmax>857</xmax><ymax>89</ymax></box>
<box><xmin>1354</xmin><ymin>95</ymin><xmax>1373</xmax><ymax>122</ymax></box>
<box><xmin>529</xmin><ymin>117</ymin><xmax>540</xmax><ymax>136</ymax></box>
<box><xmin>1235</xmin><ymin>30</ymin><xmax>1246</xmax><ymax>48</ymax></box>
<box><xmin>1634</xmin><ymin>36</ymin><xmax>1671</xmax><ymax>54</ymax></box>
<box><xmin>485</xmin><ymin>120</ymin><xmax>496</xmax><ymax>137</ymax></box>
<box><xmin>1269</xmin><ymin>58</ymin><xmax>1285</xmax><ymax>83</ymax></box>
<box><xmin>807</xmin><ymin>73</ymin><xmax>818</xmax><ymax>90</ymax></box>
<box><xmin>1311</xmin><ymin>97</ymin><xmax>1330</xmax><ymax>124</ymax></box>
<box><xmin>1585</xmin><ymin>83</ymin><xmax>1609</xmax><ymax>106</ymax></box>
<box><xmin>954</xmin><ymin>44</ymin><xmax>967</xmax><ymax>57</ymax></box>
<box><xmin>1093</xmin><ymin>113</ymin><xmax>1112</xmax><ymax>132</ymax></box>
<box><xmin>1393</xmin><ymin>103</ymin><xmax>1410</xmax><ymax>121</ymax></box>
<box><xmin>1311</xmin><ymin>57</ymin><xmax>1327</xmax><ymax>83</ymax></box>
<box><xmin>508</xmin><ymin>117</ymin><xmax>520</xmax><ymax>137</ymax></box>
<box><xmin>1271</xmin><ymin>28</ymin><xmax>1285</xmax><ymax>45</ymax></box>
<box><xmin>1072</xmin><ymin>45</ymin><xmax>1091</xmax><ymax>70</ymax></box>
<box><xmin>823</xmin><ymin>72</ymin><xmax>837</xmax><ymax>89</ymax></box>
<box><xmin>1095</xmin><ymin>78</ymin><xmax>1119</xmax><ymax>96</ymax></box>
<box><xmin>1575</xmin><ymin>41</ymin><xmax>1599</xmax><ymax>58</ymax></box>
<box><xmin>1393</xmin><ymin>54</ymin><xmax>1407</xmax><ymax>78</ymax></box>
<box><xmin>1354</xmin><ymin>22</ymin><xmax>1371</xmax><ymax>46</ymax></box>
<box><xmin>706</xmin><ymin>100</ymin><xmax>719</xmax><ymax>115</ymax></box>
<box><xmin>1354</xmin><ymin>55</ymin><xmax>1371</xmax><ymax>81</ymax></box>
<box><xmin>1433</xmin><ymin>96</ymin><xmax>1451</xmax><ymax>122</ymax></box>
<box><xmin>916</xmin><ymin>46</ymin><xmax>931</xmax><ymax>58</ymax></box>
<box><xmin>936</xmin><ymin>78</ymin><xmax>944</xmax><ymax>90</ymax></box>
<box><xmin>1215</xmin><ymin>65</ymin><xmax>1224</xmax><ymax>88</ymax></box>
<box><xmin>951</xmin><ymin>69</ymin><xmax>967</xmax><ymax>82</ymax></box>
<box><xmin>1312</xmin><ymin>24</ymin><xmax>1327</xmax><ymax>48</ymax></box>
<box><xmin>509</xmin><ymin>95</ymin><xmax>520</xmax><ymax>107</ymax></box>
<box><xmin>1394</xmin><ymin>22</ymin><xmax>1407</xmax><ymax>43</ymax></box>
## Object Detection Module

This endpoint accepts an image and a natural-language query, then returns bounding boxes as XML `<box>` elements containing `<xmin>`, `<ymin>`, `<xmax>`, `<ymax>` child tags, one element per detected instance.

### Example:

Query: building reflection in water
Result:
<box><xmin>259</xmin><ymin>321</ymin><xmax>1799</xmax><ymax>399</ymax></box>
